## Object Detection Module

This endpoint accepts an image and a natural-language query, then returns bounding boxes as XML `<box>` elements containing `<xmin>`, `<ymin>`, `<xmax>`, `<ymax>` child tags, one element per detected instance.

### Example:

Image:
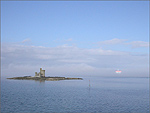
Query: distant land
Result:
<box><xmin>7</xmin><ymin>76</ymin><xmax>83</xmax><ymax>81</ymax></box>
<box><xmin>7</xmin><ymin>68</ymin><xmax>82</xmax><ymax>81</ymax></box>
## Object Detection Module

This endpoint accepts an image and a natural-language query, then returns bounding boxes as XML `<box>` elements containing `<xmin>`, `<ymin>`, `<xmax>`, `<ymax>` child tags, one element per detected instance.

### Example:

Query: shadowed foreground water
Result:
<box><xmin>1</xmin><ymin>76</ymin><xmax>149</xmax><ymax>112</ymax></box>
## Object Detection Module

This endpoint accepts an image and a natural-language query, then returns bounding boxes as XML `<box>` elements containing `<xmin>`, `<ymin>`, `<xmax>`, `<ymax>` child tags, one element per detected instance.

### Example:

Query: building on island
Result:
<box><xmin>35</xmin><ymin>68</ymin><xmax>45</xmax><ymax>77</ymax></box>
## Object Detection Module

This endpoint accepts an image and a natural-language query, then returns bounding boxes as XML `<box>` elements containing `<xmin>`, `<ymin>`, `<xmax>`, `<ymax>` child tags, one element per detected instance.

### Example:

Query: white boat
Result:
<box><xmin>115</xmin><ymin>69</ymin><xmax>122</xmax><ymax>73</ymax></box>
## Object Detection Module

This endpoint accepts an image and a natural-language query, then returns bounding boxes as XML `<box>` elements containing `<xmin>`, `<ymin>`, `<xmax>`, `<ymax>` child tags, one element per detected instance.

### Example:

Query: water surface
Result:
<box><xmin>1</xmin><ymin>76</ymin><xmax>149</xmax><ymax>112</ymax></box>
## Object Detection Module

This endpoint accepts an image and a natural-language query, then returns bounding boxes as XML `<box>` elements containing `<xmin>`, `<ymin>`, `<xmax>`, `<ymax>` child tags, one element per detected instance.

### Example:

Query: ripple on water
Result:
<box><xmin>1</xmin><ymin>77</ymin><xmax>149</xmax><ymax>112</ymax></box>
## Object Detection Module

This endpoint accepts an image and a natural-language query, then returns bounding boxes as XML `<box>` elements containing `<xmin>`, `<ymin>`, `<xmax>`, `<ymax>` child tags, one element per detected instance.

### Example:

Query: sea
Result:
<box><xmin>1</xmin><ymin>76</ymin><xmax>149</xmax><ymax>113</ymax></box>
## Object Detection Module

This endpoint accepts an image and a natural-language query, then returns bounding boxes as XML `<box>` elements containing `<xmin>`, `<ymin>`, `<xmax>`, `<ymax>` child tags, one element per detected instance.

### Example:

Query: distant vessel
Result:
<box><xmin>115</xmin><ymin>69</ymin><xmax>122</xmax><ymax>74</ymax></box>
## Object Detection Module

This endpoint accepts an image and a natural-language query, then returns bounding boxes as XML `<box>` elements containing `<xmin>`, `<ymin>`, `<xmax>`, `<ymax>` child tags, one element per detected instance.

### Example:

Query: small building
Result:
<box><xmin>35</xmin><ymin>68</ymin><xmax>45</xmax><ymax>77</ymax></box>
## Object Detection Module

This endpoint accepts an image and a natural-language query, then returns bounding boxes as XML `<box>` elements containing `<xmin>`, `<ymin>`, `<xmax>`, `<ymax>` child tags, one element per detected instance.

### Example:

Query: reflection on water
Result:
<box><xmin>34</xmin><ymin>80</ymin><xmax>45</xmax><ymax>83</ymax></box>
<box><xmin>1</xmin><ymin>76</ymin><xmax>149</xmax><ymax>113</ymax></box>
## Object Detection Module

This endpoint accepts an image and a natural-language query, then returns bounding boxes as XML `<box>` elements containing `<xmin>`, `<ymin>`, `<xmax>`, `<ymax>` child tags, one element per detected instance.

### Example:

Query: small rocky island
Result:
<box><xmin>7</xmin><ymin>68</ymin><xmax>82</xmax><ymax>81</ymax></box>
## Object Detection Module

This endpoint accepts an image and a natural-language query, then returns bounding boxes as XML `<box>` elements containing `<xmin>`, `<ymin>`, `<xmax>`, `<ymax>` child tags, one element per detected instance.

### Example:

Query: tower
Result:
<box><xmin>35</xmin><ymin>68</ymin><xmax>45</xmax><ymax>77</ymax></box>
<box><xmin>40</xmin><ymin>68</ymin><xmax>45</xmax><ymax>77</ymax></box>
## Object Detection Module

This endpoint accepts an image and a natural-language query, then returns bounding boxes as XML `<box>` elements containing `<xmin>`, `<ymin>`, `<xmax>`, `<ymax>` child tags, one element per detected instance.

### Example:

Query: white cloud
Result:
<box><xmin>97</xmin><ymin>38</ymin><xmax>149</xmax><ymax>49</ymax></box>
<box><xmin>1</xmin><ymin>43</ymin><xmax>149</xmax><ymax>77</ymax></box>
<box><xmin>66</xmin><ymin>38</ymin><xmax>73</xmax><ymax>42</ymax></box>
<box><xmin>98</xmin><ymin>38</ymin><xmax>127</xmax><ymax>45</ymax></box>
<box><xmin>22</xmin><ymin>38</ymin><xmax>31</xmax><ymax>43</ymax></box>
<box><xmin>126</xmin><ymin>41</ymin><xmax>149</xmax><ymax>48</ymax></box>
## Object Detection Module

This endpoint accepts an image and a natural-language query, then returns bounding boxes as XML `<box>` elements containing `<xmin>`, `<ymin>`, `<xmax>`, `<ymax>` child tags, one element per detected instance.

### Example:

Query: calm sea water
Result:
<box><xmin>1</xmin><ymin>76</ymin><xmax>149</xmax><ymax>113</ymax></box>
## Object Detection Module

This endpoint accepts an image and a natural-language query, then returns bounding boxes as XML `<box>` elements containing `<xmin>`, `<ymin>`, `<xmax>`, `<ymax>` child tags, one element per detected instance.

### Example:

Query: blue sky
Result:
<box><xmin>1</xmin><ymin>1</ymin><xmax>149</xmax><ymax>77</ymax></box>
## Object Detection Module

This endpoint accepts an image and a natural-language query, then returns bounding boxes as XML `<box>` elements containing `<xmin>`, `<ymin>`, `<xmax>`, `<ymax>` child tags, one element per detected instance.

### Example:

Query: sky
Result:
<box><xmin>1</xmin><ymin>1</ymin><xmax>149</xmax><ymax>77</ymax></box>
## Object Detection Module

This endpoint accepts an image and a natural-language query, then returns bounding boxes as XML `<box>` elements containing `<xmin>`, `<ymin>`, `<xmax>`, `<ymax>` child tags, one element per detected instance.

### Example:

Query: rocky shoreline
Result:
<box><xmin>7</xmin><ymin>76</ymin><xmax>83</xmax><ymax>81</ymax></box>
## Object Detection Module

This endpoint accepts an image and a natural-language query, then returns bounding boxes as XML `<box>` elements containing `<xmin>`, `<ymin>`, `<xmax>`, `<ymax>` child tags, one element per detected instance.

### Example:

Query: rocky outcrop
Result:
<box><xmin>7</xmin><ymin>76</ymin><xmax>83</xmax><ymax>81</ymax></box>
